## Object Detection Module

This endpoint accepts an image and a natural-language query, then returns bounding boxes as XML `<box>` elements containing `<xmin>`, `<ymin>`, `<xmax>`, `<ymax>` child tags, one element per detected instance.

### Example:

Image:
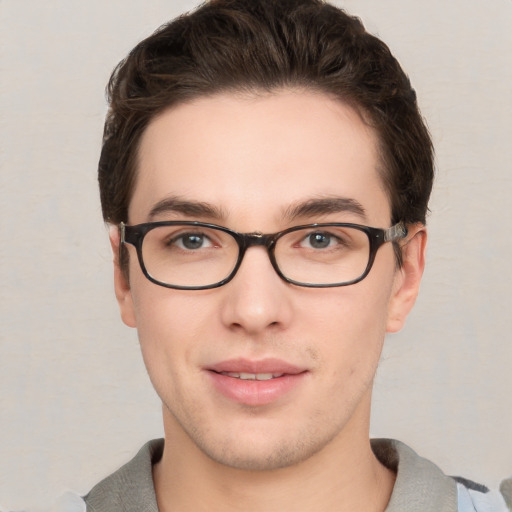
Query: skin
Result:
<box><xmin>111</xmin><ymin>89</ymin><xmax>426</xmax><ymax>511</ymax></box>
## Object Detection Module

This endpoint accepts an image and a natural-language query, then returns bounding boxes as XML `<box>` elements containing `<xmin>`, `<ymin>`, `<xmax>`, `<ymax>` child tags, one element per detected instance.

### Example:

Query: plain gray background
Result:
<box><xmin>1</xmin><ymin>0</ymin><xmax>511</xmax><ymax>509</ymax></box>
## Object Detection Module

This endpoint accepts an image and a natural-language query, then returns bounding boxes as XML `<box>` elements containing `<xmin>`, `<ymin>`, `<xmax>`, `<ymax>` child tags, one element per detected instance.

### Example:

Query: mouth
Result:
<box><xmin>217</xmin><ymin>372</ymin><xmax>285</xmax><ymax>381</ymax></box>
<box><xmin>208</xmin><ymin>357</ymin><xmax>305</xmax><ymax>376</ymax></box>
<box><xmin>206</xmin><ymin>359</ymin><xmax>308</xmax><ymax>406</ymax></box>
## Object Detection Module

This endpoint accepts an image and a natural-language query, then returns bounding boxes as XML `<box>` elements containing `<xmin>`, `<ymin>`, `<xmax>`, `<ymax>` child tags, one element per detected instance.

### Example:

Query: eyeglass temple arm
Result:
<box><xmin>384</xmin><ymin>222</ymin><xmax>408</xmax><ymax>242</ymax></box>
<box><xmin>120</xmin><ymin>222</ymin><xmax>127</xmax><ymax>244</ymax></box>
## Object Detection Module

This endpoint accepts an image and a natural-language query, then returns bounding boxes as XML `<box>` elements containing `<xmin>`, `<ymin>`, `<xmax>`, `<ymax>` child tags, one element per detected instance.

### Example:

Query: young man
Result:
<box><xmin>83</xmin><ymin>0</ymin><xmax>510</xmax><ymax>510</ymax></box>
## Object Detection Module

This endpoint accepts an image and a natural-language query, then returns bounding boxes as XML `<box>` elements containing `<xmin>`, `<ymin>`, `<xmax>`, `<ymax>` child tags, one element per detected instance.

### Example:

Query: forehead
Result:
<box><xmin>131</xmin><ymin>90</ymin><xmax>390</xmax><ymax>227</ymax></box>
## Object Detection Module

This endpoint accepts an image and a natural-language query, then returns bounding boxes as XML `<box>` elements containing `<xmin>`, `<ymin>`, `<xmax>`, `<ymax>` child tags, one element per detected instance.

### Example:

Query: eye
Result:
<box><xmin>172</xmin><ymin>232</ymin><xmax>213</xmax><ymax>250</ymax></box>
<box><xmin>302</xmin><ymin>231</ymin><xmax>338</xmax><ymax>249</ymax></box>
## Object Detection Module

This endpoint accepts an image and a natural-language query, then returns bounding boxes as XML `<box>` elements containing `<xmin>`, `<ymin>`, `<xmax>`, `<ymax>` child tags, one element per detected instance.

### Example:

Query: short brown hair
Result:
<box><xmin>99</xmin><ymin>0</ymin><xmax>433</xmax><ymax>236</ymax></box>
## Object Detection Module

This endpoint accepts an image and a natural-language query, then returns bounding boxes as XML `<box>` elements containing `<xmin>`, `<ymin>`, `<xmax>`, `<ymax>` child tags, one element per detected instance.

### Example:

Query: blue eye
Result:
<box><xmin>307</xmin><ymin>232</ymin><xmax>332</xmax><ymax>249</ymax></box>
<box><xmin>181</xmin><ymin>234</ymin><xmax>205</xmax><ymax>249</ymax></box>
<box><xmin>300</xmin><ymin>231</ymin><xmax>341</xmax><ymax>249</ymax></box>
<box><xmin>171</xmin><ymin>233</ymin><xmax>214</xmax><ymax>250</ymax></box>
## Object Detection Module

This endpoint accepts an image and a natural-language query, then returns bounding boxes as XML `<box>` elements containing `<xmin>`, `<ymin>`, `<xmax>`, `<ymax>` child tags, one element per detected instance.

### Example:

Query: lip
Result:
<box><xmin>209</xmin><ymin>358</ymin><xmax>305</xmax><ymax>375</ymax></box>
<box><xmin>206</xmin><ymin>358</ymin><xmax>308</xmax><ymax>406</ymax></box>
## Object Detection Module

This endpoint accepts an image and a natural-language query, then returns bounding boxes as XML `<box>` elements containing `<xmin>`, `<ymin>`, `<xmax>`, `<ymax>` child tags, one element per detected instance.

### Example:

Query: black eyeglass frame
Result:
<box><xmin>120</xmin><ymin>221</ymin><xmax>408</xmax><ymax>290</ymax></box>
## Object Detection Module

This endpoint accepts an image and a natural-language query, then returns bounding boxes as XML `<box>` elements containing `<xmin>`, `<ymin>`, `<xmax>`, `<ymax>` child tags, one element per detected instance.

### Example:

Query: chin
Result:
<box><xmin>206</xmin><ymin>445</ymin><xmax>311</xmax><ymax>472</ymax></box>
<box><xmin>195</xmin><ymin>424</ymin><xmax>337</xmax><ymax>472</ymax></box>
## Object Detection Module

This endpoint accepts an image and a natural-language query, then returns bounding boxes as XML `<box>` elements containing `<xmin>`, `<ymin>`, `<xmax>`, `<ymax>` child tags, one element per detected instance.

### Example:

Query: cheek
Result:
<box><xmin>129</xmin><ymin>280</ymin><xmax>210</xmax><ymax>375</ymax></box>
<box><xmin>299</xmin><ymin>277</ymin><xmax>394</xmax><ymax>379</ymax></box>
<box><xmin>300</xmin><ymin>278</ymin><xmax>392</xmax><ymax>344</ymax></box>
<box><xmin>131</xmin><ymin>296</ymin><xmax>202</xmax><ymax>428</ymax></box>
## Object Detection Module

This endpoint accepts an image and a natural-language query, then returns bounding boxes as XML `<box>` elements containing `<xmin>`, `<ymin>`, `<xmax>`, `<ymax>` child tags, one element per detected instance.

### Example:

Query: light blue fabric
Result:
<box><xmin>457</xmin><ymin>483</ymin><xmax>509</xmax><ymax>512</ymax></box>
<box><xmin>52</xmin><ymin>491</ymin><xmax>86</xmax><ymax>512</ymax></box>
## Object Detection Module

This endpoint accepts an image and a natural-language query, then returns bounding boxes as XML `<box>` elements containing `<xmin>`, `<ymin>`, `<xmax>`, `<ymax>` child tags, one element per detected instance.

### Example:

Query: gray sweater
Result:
<box><xmin>84</xmin><ymin>438</ymin><xmax>510</xmax><ymax>511</ymax></box>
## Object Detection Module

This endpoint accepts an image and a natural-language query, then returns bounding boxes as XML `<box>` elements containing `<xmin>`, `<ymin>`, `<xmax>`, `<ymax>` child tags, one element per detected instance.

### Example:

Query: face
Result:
<box><xmin>113</xmin><ymin>90</ymin><xmax>425</xmax><ymax>471</ymax></box>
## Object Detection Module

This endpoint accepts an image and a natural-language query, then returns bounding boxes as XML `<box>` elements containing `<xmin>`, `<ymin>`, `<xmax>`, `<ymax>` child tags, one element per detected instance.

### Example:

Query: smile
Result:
<box><xmin>207</xmin><ymin>359</ymin><xmax>308</xmax><ymax>406</ymax></box>
<box><xmin>219</xmin><ymin>372</ymin><xmax>285</xmax><ymax>380</ymax></box>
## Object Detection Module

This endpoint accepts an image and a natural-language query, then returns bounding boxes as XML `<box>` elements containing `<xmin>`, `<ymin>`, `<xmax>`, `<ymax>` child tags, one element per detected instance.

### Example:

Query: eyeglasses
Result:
<box><xmin>120</xmin><ymin>221</ymin><xmax>407</xmax><ymax>290</ymax></box>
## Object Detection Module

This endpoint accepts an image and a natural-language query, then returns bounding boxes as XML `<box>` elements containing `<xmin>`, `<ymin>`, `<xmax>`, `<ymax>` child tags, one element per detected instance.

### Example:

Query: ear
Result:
<box><xmin>386</xmin><ymin>224</ymin><xmax>427</xmax><ymax>333</ymax></box>
<box><xmin>109</xmin><ymin>225</ymin><xmax>137</xmax><ymax>328</ymax></box>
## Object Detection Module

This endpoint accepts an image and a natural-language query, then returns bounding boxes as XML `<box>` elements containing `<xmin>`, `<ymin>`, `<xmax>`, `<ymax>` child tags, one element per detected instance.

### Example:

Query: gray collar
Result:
<box><xmin>85</xmin><ymin>438</ymin><xmax>457</xmax><ymax>511</ymax></box>
<box><xmin>84</xmin><ymin>438</ymin><xmax>162</xmax><ymax>512</ymax></box>
<box><xmin>372</xmin><ymin>439</ymin><xmax>457</xmax><ymax>512</ymax></box>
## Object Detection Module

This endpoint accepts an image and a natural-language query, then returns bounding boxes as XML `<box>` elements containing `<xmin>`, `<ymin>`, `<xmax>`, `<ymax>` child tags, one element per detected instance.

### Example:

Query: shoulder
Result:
<box><xmin>372</xmin><ymin>439</ymin><xmax>510</xmax><ymax>512</ymax></box>
<box><xmin>82</xmin><ymin>438</ymin><xmax>510</xmax><ymax>512</ymax></box>
<box><xmin>83</xmin><ymin>438</ymin><xmax>164</xmax><ymax>512</ymax></box>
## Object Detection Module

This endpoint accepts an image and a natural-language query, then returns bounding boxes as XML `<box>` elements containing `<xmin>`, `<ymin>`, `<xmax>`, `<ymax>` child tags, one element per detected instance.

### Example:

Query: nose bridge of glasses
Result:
<box><xmin>233</xmin><ymin>232</ymin><xmax>281</xmax><ymax>284</ymax></box>
<box><xmin>241</xmin><ymin>232</ymin><xmax>274</xmax><ymax>249</ymax></box>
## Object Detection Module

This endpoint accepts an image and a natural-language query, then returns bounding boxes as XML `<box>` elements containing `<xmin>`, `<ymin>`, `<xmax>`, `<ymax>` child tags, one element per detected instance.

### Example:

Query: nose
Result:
<box><xmin>219</xmin><ymin>246</ymin><xmax>293</xmax><ymax>335</ymax></box>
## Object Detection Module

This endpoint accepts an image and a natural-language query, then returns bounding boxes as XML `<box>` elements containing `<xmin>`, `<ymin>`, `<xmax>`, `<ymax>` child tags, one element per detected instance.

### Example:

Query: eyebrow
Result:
<box><xmin>283</xmin><ymin>196</ymin><xmax>367</xmax><ymax>222</ymax></box>
<box><xmin>147</xmin><ymin>195</ymin><xmax>367</xmax><ymax>224</ymax></box>
<box><xmin>148</xmin><ymin>196</ymin><xmax>226</xmax><ymax>221</ymax></box>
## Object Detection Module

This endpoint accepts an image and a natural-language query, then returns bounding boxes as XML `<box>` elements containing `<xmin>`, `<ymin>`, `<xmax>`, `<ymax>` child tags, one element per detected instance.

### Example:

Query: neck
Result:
<box><xmin>153</xmin><ymin>399</ymin><xmax>395</xmax><ymax>512</ymax></box>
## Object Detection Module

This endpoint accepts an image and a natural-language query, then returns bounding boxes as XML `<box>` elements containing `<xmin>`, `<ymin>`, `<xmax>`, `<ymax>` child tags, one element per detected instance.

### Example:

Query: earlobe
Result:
<box><xmin>109</xmin><ymin>224</ymin><xmax>137</xmax><ymax>328</ymax></box>
<box><xmin>386</xmin><ymin>225</ymin><xmax>427</xmax><ymax>333</ymax></box>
